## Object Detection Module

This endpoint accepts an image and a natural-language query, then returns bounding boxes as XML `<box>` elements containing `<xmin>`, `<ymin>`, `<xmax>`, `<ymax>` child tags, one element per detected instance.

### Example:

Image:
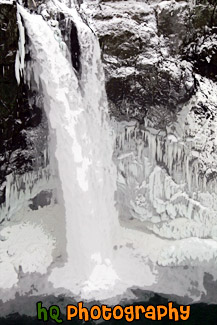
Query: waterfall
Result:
<box><xmin>18</xmin><ymin>0</ymin><xmax>120</xmax><ymax>294</ymax></box>
<box><xmin>2</xmin><ymin>0</ymin><xmax>215</xmax><ymax>305</ymax></box>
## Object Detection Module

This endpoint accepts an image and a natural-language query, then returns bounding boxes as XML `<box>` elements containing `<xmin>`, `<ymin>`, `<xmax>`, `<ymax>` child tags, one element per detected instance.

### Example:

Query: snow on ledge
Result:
<box><xmin>0</xmin><ymin>0</ymin><xmax>14</xmax><ymax>4</ymax></box>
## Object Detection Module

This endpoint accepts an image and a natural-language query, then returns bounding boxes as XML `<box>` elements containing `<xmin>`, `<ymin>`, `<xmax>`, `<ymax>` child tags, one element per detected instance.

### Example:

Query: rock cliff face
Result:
<box><xmin>0</xmin><ymin>2</ymin><xmax>48</xmax><ymax>206</ymax></box>
<box><xmin>83</xmin><ymin>0</ymin><xmax>217</xmax><ymax>123</ymax></box>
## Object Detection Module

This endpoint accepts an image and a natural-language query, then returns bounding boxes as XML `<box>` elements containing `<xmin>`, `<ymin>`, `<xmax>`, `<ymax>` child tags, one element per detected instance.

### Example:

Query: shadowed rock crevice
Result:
<box><xmin>57</xmin><ymin>12</ymin><xmax>81</xmax><ymax>73</ymax></box>
<box><xmin>70</xmin><ymin>22</ymin><xmax>81</xmax><ymax>73</ymax></box>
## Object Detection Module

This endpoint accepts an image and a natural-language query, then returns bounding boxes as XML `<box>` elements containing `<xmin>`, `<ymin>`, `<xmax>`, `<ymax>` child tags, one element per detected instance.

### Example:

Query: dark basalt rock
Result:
<box><xmin>183</xmin><ymin>1</ymin><xmax>217</xmax><ymax>81</ymax></box>
<box><xmin>69</xmin><ymin>22</ymin><xmax>81</xmax><ymax>73</ymax></box>
<box><xmin>0</xmin><ymin>2</ymin><xmax>47</xmax><ymax>206</ymax></box>
<box><xmin>191</xmin><ymin>2</ymin><xmax>217</xmax><ymax>29</ymax></box>
<box><xmin>58</xmin><ymin>12</ymin><xmax>81</xmax><ymax>73</ymax></box>
<box><xmin>156</xmin><ymin>0</ymin><xmax>191</xmax><ymax>56</ymax></box>
<box><xmin>29</xmin><ymin>190</ymin><xmax>53</xmax><ymax>210</ymax></box>
<box><xmin>86</xmin><ymin>0</ymin><xmax>217</xmax><ymax>127</ymax></box>
<box><xmin>91</xmin><ymin>1</ymin><xmax>196</xmax><ymax>124</ymax></box>
<box><xmin>106</xmin><ymin>59</ymin><xmax>195</xmax><ymax>121</ymax></box>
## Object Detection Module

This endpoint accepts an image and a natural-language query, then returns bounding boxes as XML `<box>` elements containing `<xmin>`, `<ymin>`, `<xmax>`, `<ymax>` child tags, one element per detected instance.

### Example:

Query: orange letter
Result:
<box><xmin>124</xmin><ymin>306</ymin><xmax>134</xmax><ymax>322</ymax></box>
<box><xmin>157</xmin><ymin>305</ymin><xmax>167</xmax><ymax>320</ymax></box>
<box><xmin>113</xmin><ymin>305</ymin><xmax>124</xmax><ymax>320</ymax></box>
<box><xmin>67</xmin><ymin>305</ymin><xmax>78</xmax><ymax>320</ymax></box>
<box><xmin>101</xmin><ymin>305</ymin><xmax>112</xmax><ymax>321</ymax></box>
<box><xmin>180</xmin><ymin>305</ymin><xmax>190</xmax><ymax>321</ymax></box>
<box><xmin>145</xmin><ymin>305</ymin><xmax>156</xmax><ymax>320</ymax></box>
<box><xmin>90</xmin><ymin>306</ymin><xmax>101</xmax><ymax>320</ymax></box>
<box><xmin>135</xmin><ymin>305</ymin><xmax>145</xmax><ymax>320</ymax></box>
<box><xmin>168</xmin><ymin>302</ymin><xmax>179</xmax><ymax>321</ymax></box>
<box><xmin>78</xmin><ymin>302</ymin><xmax>89</xmax><ymax>321</ymax></box>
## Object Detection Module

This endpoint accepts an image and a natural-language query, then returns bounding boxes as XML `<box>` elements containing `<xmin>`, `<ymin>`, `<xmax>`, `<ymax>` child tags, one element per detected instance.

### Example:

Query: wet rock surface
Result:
<box><xmin>83</xmin><ymin>0</ymin><xmax>217</xmax><ymax>125</ymax></box>
<box><xmin>0</xmin><ymin>2</ymin><xmax>48</xmax><ymax>203</ymax></box>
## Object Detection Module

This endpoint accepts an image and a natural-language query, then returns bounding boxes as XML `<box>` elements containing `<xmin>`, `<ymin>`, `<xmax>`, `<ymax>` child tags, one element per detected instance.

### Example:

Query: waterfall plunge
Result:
<box><xmin>18</xmin><ymin>2</ymin><xmax>120</xmax><ymax>294</ymax></box>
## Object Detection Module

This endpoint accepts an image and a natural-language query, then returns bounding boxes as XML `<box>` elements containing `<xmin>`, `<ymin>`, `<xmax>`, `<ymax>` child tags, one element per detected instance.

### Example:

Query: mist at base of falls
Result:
<box><xmin>0</xmin><ymin>0</ymin><xmax>217</xmax><ymax>309</ymax></box>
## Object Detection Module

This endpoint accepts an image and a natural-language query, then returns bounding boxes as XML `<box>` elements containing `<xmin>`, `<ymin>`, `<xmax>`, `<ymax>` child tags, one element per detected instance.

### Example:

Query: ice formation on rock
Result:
<box><xmin>0</xmin><ymin>163</ymin><xmax>54</xmax><ymax>223</ymax></box>
<box><xmin>114</xmin><ymin>75</ymin><xmax>217</xmax><ymax>240</ymax></box>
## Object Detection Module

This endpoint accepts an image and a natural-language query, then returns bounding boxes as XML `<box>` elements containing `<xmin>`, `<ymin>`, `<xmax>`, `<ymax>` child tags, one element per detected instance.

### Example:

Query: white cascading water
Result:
<box><xmin>18</xmin><ymin>0</ymin><xmax>120</xmax><ymax>294</ymax></box>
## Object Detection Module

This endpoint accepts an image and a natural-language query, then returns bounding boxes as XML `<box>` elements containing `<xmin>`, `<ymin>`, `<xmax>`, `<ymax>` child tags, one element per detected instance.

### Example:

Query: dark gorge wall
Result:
<box><xmin>90</xmin><ymin>0</ymin><xmax>194</xmax><ymax>121</ymax></box>
<box><xmin>0</xmin><ymin>2</ymin><xmax>33</xmax><ymax>204</ymax></box>
<box><xmin>85</xmin><ymin>0</ymin><xmax>217</xmax><ymax>126</ymax></box>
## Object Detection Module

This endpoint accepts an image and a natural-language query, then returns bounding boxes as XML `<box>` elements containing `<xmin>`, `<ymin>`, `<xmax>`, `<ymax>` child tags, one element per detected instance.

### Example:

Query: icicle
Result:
<box><xmin>15</xmin><ymin>5</ymin><xmax>25</xmax><ymax>85</ymax></box>
<box><xmin>156</xmin><ymin>137</ymin><xmax>162</xmax><ymax>162</ymax></box>
<box><xmin>185</xmin><ymin>156</ymin><xmax>191</xmax><ymax>191</ymax></box>
<box><xmin>0</xmin><ymin>165</ymin><xmax>54</xmax><ymax>222</ymax></box>
<box><xmin>168</xmin><ymin>143</ymin><xmax>174</xmax><ymax>174</ymax></box>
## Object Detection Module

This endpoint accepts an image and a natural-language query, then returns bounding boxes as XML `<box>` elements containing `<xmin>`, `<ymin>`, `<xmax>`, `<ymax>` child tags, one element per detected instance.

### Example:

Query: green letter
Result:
<box><xmin>37</xmin><ymin>301</ymin><xmax>48</xmax><ymax>321</ymax></box>
<box><xmin>49</xmin><ymin>305</ymin><xmax>63</xmax><ymax>323</ymax></box>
